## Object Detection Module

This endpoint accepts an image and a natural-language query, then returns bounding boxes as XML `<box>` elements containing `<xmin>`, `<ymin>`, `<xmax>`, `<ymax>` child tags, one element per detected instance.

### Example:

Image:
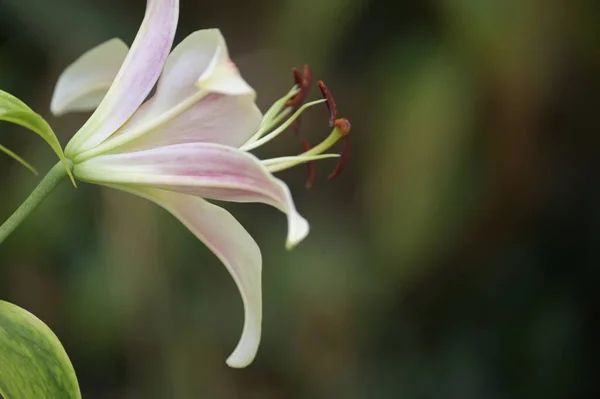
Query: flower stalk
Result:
<box><xmin>0</xmin><ymin>161</ymin><xmax>71</xmax><ymax>244</ymax></box>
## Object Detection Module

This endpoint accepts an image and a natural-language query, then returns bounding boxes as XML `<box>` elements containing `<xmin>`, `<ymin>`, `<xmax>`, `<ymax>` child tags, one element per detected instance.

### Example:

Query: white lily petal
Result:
<box><xmin>50</xmin><ymin>38</ymin><xmax>129</xmax><ymax>116</ymax></box>
<box><xmin>112</xmin><ymin>93</ymin><xmax>262</xmax><ymax>152</ymax></box>
<box><xmin>196</xmin><ymin>31</ymin><xmax>254</xmax><ymax>96</ymax></box>
<box><xmin>74</xmin><ymin>143</ymin><xmax>309</xmax><ymax>248</ymax></box>
<box><xmin>78</xmin><ymin>29</ymin><xmax>261</xmax><ymax>158</ymax></box>
<box><xmin>146</xmin><ymin>29</ymin><xmax>237</xmax><ymax>111</ymax></box>
<box><xmin>65</xmin><ymin>0</ymin><xmax>179</xmax><ymax>157</ymax></box>
<box><xmin>108</xmin><ymin>186</ymin><xmax>262</xmax><ymax>368</ymax></box>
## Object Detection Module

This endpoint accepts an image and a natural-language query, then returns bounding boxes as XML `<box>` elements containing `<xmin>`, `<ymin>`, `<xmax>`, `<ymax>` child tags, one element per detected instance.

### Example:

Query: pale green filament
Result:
<box><xmin>262</xmin><ymin>153</ymin><xmax>339</xmax><ymax>169</ymax></box>
<box><xmin>244</xmin><ymin>86</ymin><xmax>300</xmax><ymax>145</ymax></box>
<box><xmin>240</xmin><ymin>99</ymin><xmax>326</xmax><ymax>152</ymax></box>
<box><xmin>265</xmin><ymin>128</ymin><xmax>345</xmax><ymax>173</ymax></box>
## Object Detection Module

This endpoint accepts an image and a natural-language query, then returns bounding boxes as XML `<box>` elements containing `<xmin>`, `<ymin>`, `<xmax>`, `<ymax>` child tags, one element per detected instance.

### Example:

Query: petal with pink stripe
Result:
<box><xmin>112</xmin><ymin>93</ymin><xmax>261</xmax><ymax>152</ymax></box>
<box><xmin>66</xmin><ymin>0</ymin><xmax>179</xmax><ymax>157</ymax></box>
<box><xmin>74</xmin><ymin>143</ymin><xmax>309</xmax><ymax>248</ymax></box>
<box><xmin>98</xmin><ymin>29</ymin><xmax>260</xmax><ymax>153</ymax></box>
<box><xmin>109</xmin><ymin>186</ymin><xmax>262</xmax><ymax>368</ymax></box>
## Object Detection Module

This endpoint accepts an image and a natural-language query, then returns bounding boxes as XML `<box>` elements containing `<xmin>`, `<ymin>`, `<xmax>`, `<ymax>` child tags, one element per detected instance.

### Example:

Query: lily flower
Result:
<box><xmin>51</xmin><ymin>0</ymin><xmax>348</xmax><ymax>368</ymax></box>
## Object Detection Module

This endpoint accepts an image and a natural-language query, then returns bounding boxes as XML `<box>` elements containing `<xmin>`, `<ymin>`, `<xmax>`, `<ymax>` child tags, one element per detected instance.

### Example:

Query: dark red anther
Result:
<box><xmin>286</xmin><ymin>64</ymin><xmax>312</xmax><ymax>108</ymax></box>
<box><xmin>291</xmin><ymin>117</ymin><xmax>302</xmax><ymax>136</ymax></box>
<box><xmin>286</xmin><ymin>65</ymin><xmax>313</xmax><ymax>136</ymax></box>
<box><xmin>317</xmin><ymin>80</ymin><xmax>338</xmax><ymax>126</ymax></box>
<box><xmin>328</xmin><ymin>135</ymin><xmax>350</xmax><ymax>180</ymax></box>
<box><xmin>292</xmin><ymin>67</ymin><xmax>303</xmax><ymax>86</ymax></box>
<box><xmin>317</xmin><ymin>80</ymin><xmax>351</xmax><ymax>179</ymax></box>
<box><xmin>318</xmin><ymin>81</ymin><xmax>351</xmax><ymax>135</ymax></box>
<box><xmin>285</xmin><ymin>67</ymin><xmax>303</xmax><ymax>108</ymax></box>
<box><xmin>301</xmin><ymin>64</ymin><xmax>312</xmax><ymax>94</ymax></box>
<box><xmin>302</xmin><ymin>140</ymin><xmax>317</xmax><ymax>189</ymax></box>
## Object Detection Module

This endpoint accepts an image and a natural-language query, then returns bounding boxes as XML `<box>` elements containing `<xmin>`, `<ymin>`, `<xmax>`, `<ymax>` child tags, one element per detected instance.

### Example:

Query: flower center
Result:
<box><xmin>246</xmin><ymin>66</ymin><xmax>351</xmax><ymax>186</ymax></box>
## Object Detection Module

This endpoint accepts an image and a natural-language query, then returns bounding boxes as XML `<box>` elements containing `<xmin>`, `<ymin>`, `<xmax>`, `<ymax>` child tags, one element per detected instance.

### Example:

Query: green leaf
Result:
<box><xmin>0</xmin><ymin>144</ymin><xmax>38</xmax><ymax>175</ymax></box>
<box><xmin>0</xmin><ymin>90</ymin><xmax>75</xmax><ymax>185</ymax></box>
<box><xmin>0</xmin><ymin>300</ymin><xmax>82</xmax><ymax>399</ymax></box>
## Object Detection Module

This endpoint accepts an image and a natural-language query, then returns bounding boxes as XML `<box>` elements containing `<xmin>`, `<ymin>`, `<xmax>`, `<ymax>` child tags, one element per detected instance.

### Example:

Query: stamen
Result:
<box><xmin>328</xmin><ymin>135</ymin><xmax>350</xmax><ymax>180</ymax></box>
<box><xmin>288</xmin><ymin>65</ymin><xmax>312</xmax><ymax>137</ymax></box>
<box><xmin>334</xmin><ymin>118</ymin><xmax>352</xmax><ymax>136</ymax></box>
<box><xmin>259</xmin><ymin>87</ymin><xmax>299</xmax><ymax>131</ymax></box>
<box><xmin>286</xmin><ymin>65</ymin><xmax>312</xmax><ymax>109</ymax></box>
<box><xmin>285</xmin><ymin>68</ymin><xmax>303</xmax><ymax>109</ymax></box>
<box><xmin>291</xmin><ymin>68</ymin><xmax>302</xmax><ymax>90</ymax></box>
<box><xmin>264</xmin><ymin>126</ymin><xmax>344</xmax><ymax>173</ymax></box>
<box><xmin>317</xmin><ymin>80</ymin><xmax>351</xmax><ymax>179</ymax></box>
<box><xmin>262</xmin><ymin>153</ymin><xmax>340</xmax><ymax>168</ymax></box>
<box><xmin>262</xmin><ymin>80</ymin><xmax>351</xmax><ymax>176</ymax></box>
<box><xmin>244</xmin><ymin>86</ymin><xmax>300</xmax><ymax>147</ymax></box>
<box><xmin>318</xmin><ymin>80</ymin><xmax>338</xmax><ymax>126</ymax></box>
<box><xmin>302</xmin><ymin>140</ymin><xmax>316</xmax><ymax>189</ymax></box>
<box><xmin>240</xmin><ymin>99</ymin><xmax>326</xmax><ymax>152</ymax></box>
<box><xmin>302</xmin><ymin>126</ymin><xmax>346</xmax><ymax>157</ymax></box>
<box><xmin>245</xmin><ymin>72</ymin><xmax>351</xmax><ymax>181</ymax></box>
<box><xmin>302</xmin><ymin>64</ymin><xmax>313</xmax><ymax>91</ymax></box>
<box><xmin>285</xmin><ymin>65</ymin><xmax>315</xmax><ymax>187</ymax></box>
<box><xmin>292</xmin><ymin>117</ymin><xmax>301</xmax><ymax>136</ymax></box>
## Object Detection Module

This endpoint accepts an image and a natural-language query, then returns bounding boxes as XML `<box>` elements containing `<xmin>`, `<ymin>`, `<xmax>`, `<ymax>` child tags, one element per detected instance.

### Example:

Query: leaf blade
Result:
<box><xmin>0</xmin><ymin>300</ymin><xmax>81</xmax><ymax>399</ymax></box>
<box><xmin>0</xmin><ymin>90</ymin><xmax>75</xmax><ymax>185</ymax></box>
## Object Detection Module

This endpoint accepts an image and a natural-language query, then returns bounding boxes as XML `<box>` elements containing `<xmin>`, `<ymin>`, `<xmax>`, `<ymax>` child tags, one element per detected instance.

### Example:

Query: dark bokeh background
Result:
<box><xmin>2</xmin><ymin>0</ymin><xmax>600</xmax><ymax>398</ymax></box>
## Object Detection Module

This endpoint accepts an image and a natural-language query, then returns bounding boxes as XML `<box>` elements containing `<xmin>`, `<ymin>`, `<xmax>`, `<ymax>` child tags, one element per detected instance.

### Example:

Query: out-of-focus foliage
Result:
<box><xmin>1</xmin><ymin>0</ymin><xmax>600</xmax><ymax>398</ymax></box>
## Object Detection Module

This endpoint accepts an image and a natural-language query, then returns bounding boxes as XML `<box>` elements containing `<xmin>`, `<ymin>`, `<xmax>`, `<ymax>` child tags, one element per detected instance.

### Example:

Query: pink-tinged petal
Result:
<box><xmin>113</xmin><ymin>93</ymin><xmax>261</xmax><ymax>152</ymax></box>
<box><xmin>107</xmin><ymin>186</ymin><xmax>262</xmax><ymax>368</ymax></box>
<box><xmin>65</xmin><ymin>0</ymin><xmax>179</xmax><ymax>157</ymax></box>
<box><xmin>141</xmin><ymin>29</ymin><xmax>241</xmax><ymax>112</ymax></box>
<box><xmin>74</xmin><ymin>143</ymin><xmax>309</xmax><ymax>248</ymax></box>
<box><xmin>96</xmin><ymin>29</ymin><xmax>260</xmax><ymax>153</ymax></box>
<box><xmin>196</xmin><ymin>31</ymin><xmax>255</xmax><ymax>96</ymax></box>
<box><xmin>50</xmin><ymin>38</ymin><xmax>129</xmax><ymax>116</ymax></box>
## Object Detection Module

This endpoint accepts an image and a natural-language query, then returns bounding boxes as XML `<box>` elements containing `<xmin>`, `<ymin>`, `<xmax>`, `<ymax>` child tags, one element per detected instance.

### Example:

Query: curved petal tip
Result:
<box><xmin>104</xmin><ymin>186</ymin><xmax>264</xmax><ymax>369</ymax></box>
<box><xmin>286</xmin><ymin>212</ymin><xmax>309</xmax><ymax>250</ymax></box>
<box><xmin>195</xmin><ymin>30</ymin><xmax>255</xmax><ymax>97</ymax></box>
<box><xmin>50</xmin><ymin>38</ymin><xmax>129</xmax><ymax>116</ymax></box>
<box><xmin>225</xmin><ymin>318</ymin><xmax>261</xmax><ymax>368</ymax></box>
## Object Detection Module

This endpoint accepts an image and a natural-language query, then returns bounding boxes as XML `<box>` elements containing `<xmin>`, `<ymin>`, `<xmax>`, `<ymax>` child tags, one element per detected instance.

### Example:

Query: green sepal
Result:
<box><xmin>0</xmin><ymin>90</ymin><xmax>76</xmax><ymax>185</ymax></box>
<box><xmin>0</xmin><ymin>300</ymin><xmax>82</xmax><ymax>399</ymax></box>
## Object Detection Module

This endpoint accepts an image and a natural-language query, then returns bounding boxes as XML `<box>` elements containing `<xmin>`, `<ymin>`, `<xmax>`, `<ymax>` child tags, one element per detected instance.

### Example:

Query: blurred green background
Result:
<box><xmin>2</xmin><ymin>0</ymin><xmax>600</xmax><ymax>397</ymax></box>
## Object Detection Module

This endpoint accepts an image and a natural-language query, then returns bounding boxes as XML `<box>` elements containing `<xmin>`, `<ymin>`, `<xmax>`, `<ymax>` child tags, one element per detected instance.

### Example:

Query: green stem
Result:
<box><xmin>0</xmin><ymin>161</ymin><xmax>71</xmax><ymax>244</ymax></box>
